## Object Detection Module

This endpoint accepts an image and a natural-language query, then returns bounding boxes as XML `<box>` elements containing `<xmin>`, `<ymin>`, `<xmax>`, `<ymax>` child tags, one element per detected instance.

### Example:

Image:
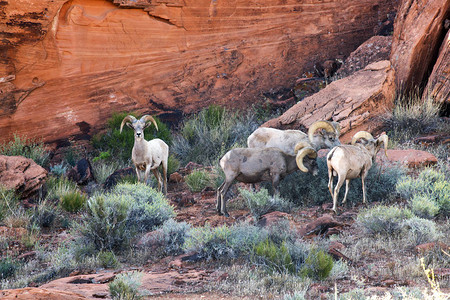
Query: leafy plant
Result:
<box><xmin>152</xmin><ymin>219</ymin><xmax>191</xmax><ymax>255</ymax></box>
<box><xmin>97</xmin><ymin>251</ymin><xmax>120</xmax><ymax>269</ymax></box>
<box><xmin>109</xmin><ymin>271</ymin><xmax>144</xmax><ymax>300</ymax></box>
<box><xmin>185</xmin><ymin>169</ymin><xmax>214</xmax><ymax>192</ymax></box>
<box><xmin>396</xmin><ymin>168</ymin><xmax>450</xmax><ymax>217</ymax></box>
<box><xmin>60</xmin><ymin>191</ymin><xmax>87</xmax><ymax>213</ymax></box>
<box><xmin>0</xmin><ymin>186</ymin><xmax>18</xmax><ymax>223</ymax></box>
<box><xmin>0</xmin><ymin>257</ymin><xmax>18</xmax><ymax>280</ymax></box>
<box><xmin>401</xmin><ymin>217</ymin><xmax>440</xmax><ymax>246</ymax></box>
<box><xmin>300</xmin><ymin>247</ymin><xmax>333</xmax><ymax>280</ymax></box>
<box><xmin>357</xmin><ymin>205</ymin><xmax>413</xmax><ymax>236</ymax></box>
<box><xmin>253</xmin><ymin>239</ymin><xmax>295</xmax><ymax>274</ymax></box>
<box><xmin>239</xmin><ymin>188</ymin><xmax>293</xmax><ymax>219</ymax></box>
<box><xmin>50</xmin><ymin>163</ymin><xmax>67</xmax><ymax>177</ymax></box>
<box><xmin>0</xmin><ymin>134</ymin><xmax>49</xmax><ymax>167</ymax></box>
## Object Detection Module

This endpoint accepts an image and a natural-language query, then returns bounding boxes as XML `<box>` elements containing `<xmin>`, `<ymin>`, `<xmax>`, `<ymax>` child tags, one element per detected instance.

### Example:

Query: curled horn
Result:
<box><xmin>377</xmin><ymin>134</ymin><xmax>389</xmax><ymax>157</ymax></box>
<box><xmin>308</xmin><ymin>121</ymin><xmax>337</xmax><ymax>142</ymax></box>
<box><xmin>120</xmin><ymin>115</ymin><xmax>137</xmax><ymax>133</ymax></box>
<box><xmin>296</xmin><ymin>145</ymin><xmax>317</xmax><ymax>173</ymax></box>
<box><xmin>140</xmin><ymin>115</ymin><xmax>159</xmax><ymax>131</ymax></box>
<box><xmin>294</xmin><ymin>141</ymin><xmax>312</xmax><ymax>154</ymax></box>
<box><xmin>351</xmin><ymin>131</ymin><xmax>374</xmax><ymax>145</ymax></box>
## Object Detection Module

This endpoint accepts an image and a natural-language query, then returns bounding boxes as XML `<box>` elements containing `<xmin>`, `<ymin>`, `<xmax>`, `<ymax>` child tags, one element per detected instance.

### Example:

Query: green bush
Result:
<box><xmin>97</xmin><ymin>251</ymin><xmax>120</xmax><ymax>269</ymax></box>
<box><xmin>92</xmin><ymin>112</ymin><xmax>172</xmax><ymax>164</ymax></box>
<box><xmin>384</xmin><ymin>93</ymin><xmax>442</xmax><ymax>142</ymax></box>
<box><xmin>171</xmin><ymin>105</ymin><xmax>259</xmax><ymax>166</ymax></box>
<box><xmin>400</xmin><ymin>217</ymin><xmax>439</xmax><ymax>246</ymax></box>
<box><xmin>154</xmin><ymin>219</ymin><xmax>191</xmax><ymax>255</ymax></box>
<box><xmin>0</xmin><ymin>257</ymin><xmax>18</xmax><ymax>280</ymax></box>
<box><xmin>184</xmin><ymin>222</ymin><xmax>267</xmax><ymax>261</ymax></box>
<box><xmin>77</xmin><ymin>183</ymin><xmax>174</xmax><ymax>252</ymax></box>
<box><xmin>253</xmin><ymin>239</ymin><xmax>294</xmax><ymax>274</ymax></box>
<box><xmin>357</xmin><ymin>205</ymin><xmax>413</xmax><ymax>236</ymax></box>
<box><xmin>60</xmin><ymin>191</ymin><xmax>87</xmax><ymax>213</ymax></box>
<box><xmin>32</xmin><ymin>200</ymin><xmax>57</xmax><ymax>228</ymax></box>
<box><xmin>49</xmin><ymin>163</ymin><xmax>67</xmax><ymax>177</ymax></box>
<box><xmin>92</xmin><ymin>160</ymin><xmax>121</xmax><ymax>185</ymax></box>
<box><xmin>0</xmin><ymin>134</ymin><xmax>49</xmax><ymax>167</ymax></box>
<box><xmin>45</xmin><ymin>175</ymin><xmax>79</xmax><ymax>201</ymax></box>
<box><xmin>300</xmin><ymin>247</ymin><xmax>333</xmax><ymax>280</ymax></box>
<box><xmin>185</xmin><ymin>169</ymin><xmax>214</xmax><ymax>192</ymax></box>
<box><xmin>396</xmin><ymin>168</ymin><xmax>450</xmax><ymax>217</ymax></box>
<box><xmin>239</xmin><ymin>188</ymin><xmax>293</xmax><ymax>219</ymax></box>
<box><xmin>109</xmin><ymin>271</ymin><xmax>144</xmax><ymax>300</ymax></box>
<box><xmin>410</xmin><ymin>195</ymin><xmax>440</xmax><ymax>219</ymax></box>
<box><xmin>276</xmin><ymin>158</ymin><xmax>405</xmax><ymax>207</ymax></box>
<box><xmin>167</xmin><ymin>155</ymin><xmax>180</xmax><ymax>175</ymax></box>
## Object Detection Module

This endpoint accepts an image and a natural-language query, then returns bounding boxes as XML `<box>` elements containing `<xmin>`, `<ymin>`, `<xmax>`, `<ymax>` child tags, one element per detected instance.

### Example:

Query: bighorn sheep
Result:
<box><xmin>120</xmin><ymin>115</ymin><xmax>169</xmax><ymax>195</ymax></box>
<box><xmin>326</xmin><ymin>131</ymin><xmax>388</xmax><ymax>213</ymax></box>
<box><xmin>247</xmin><ymin>120</ymin><xmax>341</xmax><ymax>155</ymax></box>
<box><xmin>216</xmin><ymin>143</ymin><xmax>318</xmax><ymax>217</ymax></box>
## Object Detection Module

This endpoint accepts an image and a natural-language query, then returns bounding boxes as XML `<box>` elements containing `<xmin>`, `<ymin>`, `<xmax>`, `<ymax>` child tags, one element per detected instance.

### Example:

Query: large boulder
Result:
<box><xmin>422</xmin><ymin>29</ymin><xmax>450</xmax><ymax>105</ymax></box>
<box><xmin>0</xmin><ymin>155</ymin><xmax>47</xmax><ymax>198</ymax></box>
<box><xmin>0</xmin><ymin>0</ymin><xmax>398</xmax><ymax>144</ymax></box>
<box><xmin>263</xmin><ymin>60</ymin><xmax>395</xmax><ymax>141</ymax></box>
<box><xmin>390</xmin><ymin>0</ymin><xmax>450</xmax><ymax>92</ymax></box>
<box><xmin>0</xmin><ymin>288</ymin><xmax>86</xmax><ymax>300</ymax></box>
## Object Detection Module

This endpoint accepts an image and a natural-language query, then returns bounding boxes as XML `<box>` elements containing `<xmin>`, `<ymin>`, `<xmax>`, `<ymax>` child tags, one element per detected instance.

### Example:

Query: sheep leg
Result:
<box><xmin>342</xmin><ymin>179</ymin><xmax>350</xmax><ymax>204</ymax></box>
<box><xmin>216</xmin><ymin>182</ymin><xmax>225</xmax><ymax>213</ymax></box>
<box><xmin>219</xmin><ymin>181</ymin><xmax>232</xmax><ymax>217</ymax></box>
<box><xmin>328</xmin><ymin>169</ymin><xmax>334</xmax><ymax>198</ymax></box>
<box><xmin>332</xmin><ymin>175</ymin><xmax>345</xmax><ymax>213</ymax></box>
<box><xmin>361</xmin><ymin>176</ymin><xmax>366</xmax><ymax>204</ymax></box>
<box><xmin>135</xmin><ymin>166</ymin><xmax>142</xmax><ymax>182</ymax></box>
<box><xmin>272</xmin><ymin>174</ymin><xmax>281</xmax><ymax>197</ymax></box>
<box><xmin>162</xmin><ymin>160</ymin><xmax>168</xmax><ymax>195</ymax></box>
<box><xmin>152</xmin><ymin>169</ymin><xmax>163</xmax><ymax>192</ymax></box>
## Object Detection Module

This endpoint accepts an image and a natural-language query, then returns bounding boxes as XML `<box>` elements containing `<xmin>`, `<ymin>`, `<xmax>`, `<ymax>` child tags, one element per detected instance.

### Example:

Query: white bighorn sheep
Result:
<box><xmin>216</xmin><ymin>143</ymin><xmax>318</xmax><ymax>217</ymax></box>
<box><xmin>120</xmin><ymin>115</ymin><xmax>169</xmax><ymax>195</ymax></box>
<box><xmin>326</xmin><ymin>131</ymin><xmax>388</xmax><ymax>213</ymax></box>
<box><xmin>247</xmin><ymin>120</ymin><xmax>341</xmax><ymax>155</ymax></box>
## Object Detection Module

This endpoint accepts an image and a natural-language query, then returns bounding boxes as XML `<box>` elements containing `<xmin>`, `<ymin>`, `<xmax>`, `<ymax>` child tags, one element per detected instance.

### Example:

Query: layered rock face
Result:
<box><xmin>0</xmin><ymin>0</ymin><xmax>398</xmax><ymax>144</ymax></box>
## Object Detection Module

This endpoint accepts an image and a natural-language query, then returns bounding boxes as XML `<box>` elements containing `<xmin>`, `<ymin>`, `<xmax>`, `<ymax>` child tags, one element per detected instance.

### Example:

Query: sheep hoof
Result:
<box><xmin>223</xmin><ymin>212</ymin><xmax>230</xmax><ymax>217</ymax></box>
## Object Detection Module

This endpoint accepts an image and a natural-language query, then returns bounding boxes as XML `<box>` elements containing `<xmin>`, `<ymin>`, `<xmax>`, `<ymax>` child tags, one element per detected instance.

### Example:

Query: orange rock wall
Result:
<box><xmin>0</xmin><ymin>0</ymin><xmax>398</xmax><ymax>143</ymax></box>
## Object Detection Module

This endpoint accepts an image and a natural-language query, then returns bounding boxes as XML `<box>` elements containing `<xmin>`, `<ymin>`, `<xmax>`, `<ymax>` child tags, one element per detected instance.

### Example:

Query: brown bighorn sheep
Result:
<box><xmin>326</xmin><ymin>131</ymin><xmax>388</xmax><ymax>213</ymax></box>
<box><xmin>247</xmin><ymin>120</ymin><xmax>341</xmax><ymax>155</ymax></box>
<box><xmin>120</xmin><ymin>115</ymin><xmax>169</xmax><ymax>195</ymax></box>
<box><xmin>216</xmin><ymin>144</ymin><xmax>318</xmax><ymax>217</ymax></box>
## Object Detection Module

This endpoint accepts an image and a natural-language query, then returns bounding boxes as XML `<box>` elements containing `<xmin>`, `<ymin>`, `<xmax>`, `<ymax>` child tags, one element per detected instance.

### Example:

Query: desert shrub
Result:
<box><xmin>0</xmin><ymin>134</ymin><xmax>49</xmax><ymax>167</ymax></box>
<box><xmin>171</xmin><ymin>105</ymin><xmax>259</xmax><ymax>166</ymax></box>
<box><xmin>114</xmin><ymin>183</ymin><xmax>174</xmax><ymax>232</ymax></box>
<box><xmin>97</xmin><ymin>251</ymin><xmax>120</xmax><ymax>269</ymax></box>
<box><xmin>277</xmin><ymin>158</ymin><xmax>405</xmax><ymax>207</ymax></box>
<box><xmin>77</xmin><ymin>183</ymin><xmax>174</xmax><ymax>252</ymax></box>
<box><xmin>77</xmin><ymin>193</ymin><xmax>130</xmax><ymax>251</ymax></box>
<box><xmin>92</xmin><ymin>160</ymin><xmax>121</xmax><ymax>184</ymax></box>
<box><xmin>253</xmin><ymin>239</ymin><xmax>295</xmax><ymax>274</ymax></box>
<box><xmin>60</xmin><ymin>191</ymin><xmax>87</xmax><ymax>213</ymax></box>
<box><xmin>109</xmin><ymin>271</ymin><xmax>144</xmax><ymax>300</ymax></box>
<box><xmin>266</xmin><ymin>220</ymin><xmax>298</xmax><ymax>246</ymax></box>
<box><xmin>92</xmin><ymin>112</ymin><xmax>172</xmax><ymax>164</ymax></box>
<box><xmin>283</xmin><ymin>292</ymin><xmax>307</xmax><ymax>300</ymax></box>
<box><xmin>153</xmin><ymin>219</ymin><xmax>191</xmax><ymax>255</ymax></box>
<box><xmin>0</xmin><ymin>257</ymin><xmax>18</xmax><ymax>280</ymax></box>
<box><xmin>411</xmin><ymin>195</ymin><xmax>440</xmax><ymax>219</ymax></box>
<box><xmin>300</xmin><ymin>247</ymin><xmax>333</xmax><ymax>280</ymax></box>
<box><xmin>0</xmin><ymin>186</ymin><xmax>18</xmax><ymax>223</ymax></box>
<box><xmin>397</xmin><ymin>168</ymin><xmax>450</xmax><ymax>217</ymax></box>
<box><xmin>329</xmin><ymin>259</ymin><xmax>349</xmax><ymax>280</ymax></box>
<box><xmin>31</xmin><ymin>200</ymin><xmax>57</xmax><ymax>228</ymax></box>
<box><xmin>211</xmin><ymin>263</ymin><xmax>310</xmax><ymax>298</ymax></box>
<box><xmin>384</xmin><ymin>93</ymin><xmax>442</xmax><ymax>142</ymax></box>
<box><xmin>184</xmin><ymin>222</ymin><xmax>267</xmax><ymax>261</ymax></box>
<box><xmin>45</xmin><ymin>175</ymin><xmax>79</xmax><ymax>201</ymax></box>
<box><xmin>401</xmin><ymin>217</ymin><xmax>440</xmax><ymax>246</ymax></box>
<box><xmin>185</xmin><ymin>169</ymin><xmax>214</xmax><ymax>192</ymax></box>
<box><xmin>357</xmin><ymin>205</ymin><xmax>413</xmax><ymax>236</ymax></box>
<box><xmin>239</xmin><ymin>188</ymin><xmax>293</xmax><ymax>219</ymax></box>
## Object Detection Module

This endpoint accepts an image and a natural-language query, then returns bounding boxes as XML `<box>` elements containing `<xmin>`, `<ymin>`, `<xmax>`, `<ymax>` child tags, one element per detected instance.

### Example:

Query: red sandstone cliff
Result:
<box><xmin>0</xmin><ymin>0</ymin><xmax>397</xmax><ymax>143</ymax></box>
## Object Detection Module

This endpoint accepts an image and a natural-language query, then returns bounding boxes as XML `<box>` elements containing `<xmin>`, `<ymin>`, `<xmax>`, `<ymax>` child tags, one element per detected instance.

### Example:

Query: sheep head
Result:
<box><xmin>120</xmin><ymin>115</ymin><xmax>159</xmax><ymax>139</ymax></box>
<box><xmin>351</xmin><ymin>131</ymin><xmax>388</xmax><ymax>158</ymax></box>
<box><xmin>307</xmin><ymin>120</ymin><xmax>341</xmax><ymax>150</ymax></box>
<box><xmin>295</xmin><ymin>142</ymin><xmax>318</xmax><ymax>175</ymax></box>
